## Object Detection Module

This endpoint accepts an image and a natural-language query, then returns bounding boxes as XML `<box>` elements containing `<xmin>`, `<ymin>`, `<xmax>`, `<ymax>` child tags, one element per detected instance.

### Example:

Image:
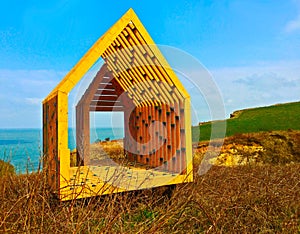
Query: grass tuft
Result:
<box><xmin>0</xmin><ymin>159</ymin><xmax>15</xmax><ymax>177</ymax></box>
<box><xmin>0</xmin><ymin>158</ymin><xmax>299</xmax><ymax>232</ymax></box>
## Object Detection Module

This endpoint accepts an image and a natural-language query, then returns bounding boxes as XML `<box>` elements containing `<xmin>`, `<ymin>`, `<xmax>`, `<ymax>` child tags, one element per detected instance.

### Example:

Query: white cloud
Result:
<box><xmin>284</xmin><ymin>0</ymin><xmax>300</xmax><ymax>33</ymax></box>
<box><xmin>0</xmin><ymin>69</ymin><xmax>66</xmax><ymax>128</ymax></box>
<box><xmin>285</xmin><ymin>15</ymin><xmax>300</xmax><ymax>33</ymax></box>
<box><xmin>25</xmin><ymin>98</ymin><xmax>43</xmax><ymax>105</ymax></box>
<box><xmin>182</xmin><ymin>60</ymin><xmax>300</xmax><ymax>123</ymax></box>
<box><xmin>1</xmin><ymin>61</ymin><xmax>300</xmax><ymax>128</ymax></box>
<box><xmin>209</xmin><ymin>60</ymin><xmax>300</xmax><ymax>117</ymax></box>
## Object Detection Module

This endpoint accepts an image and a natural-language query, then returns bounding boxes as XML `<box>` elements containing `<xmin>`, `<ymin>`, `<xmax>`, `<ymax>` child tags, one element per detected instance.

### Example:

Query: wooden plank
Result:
<box><xmin>43</xmin><ymin>94</ymin><xmax>59</xmax><ymax>191</ymax></box>
<box><xmin>179</xmin><ymin>100</ymin><xmax>186</xmax><ymax>174</ymax></box>
<box><xmin>170</xmin><ymin>106</ymin><xmax>176</xmax><ymax>172</ymax></box>
<box><xmin>183</xmin><ymin>98</ymin><xmax>193</xmax><ymax>180</ymax></box>
<box><xmin>95</xmin><ymin>89</ymin><xmax>117</xmax><ymax>96</ymax></box>
<box><xmin>91</xmin><ymin>95</ymin><xmax>118</xmax><ymax>101</ymax></box>
<box><xmin>90</xmin><ymin>100</ymin><xmax>122</xmax><ymax>107</ymax></box>
<box><xmin>76</xmin><ymin>104</ymin><xmax>90</xmax><ymax>166</ymax></box>
<box><xmin>89</xmin><ymin>106</ymin><xmax>124</xmax><ymax>112</ymax></box>
<box><xmin>60</xmin><ymin>165</ymin><xmax>187</xmax><ymax>201</ymax></box>
<box><xmin>77</xmin><ymin>64</ymin><xmax>112</xmax><ymax>106</ymax></box>
<box><xmin>97</xmin><ymin>82</ymin><xmax>113</xmax><ymax>89</ymax></box>
<box><xmin>175</xmin><ymin>102</ymin><xmax>181</xmax><ymax>173</ymax></box>
<box><xmin>136</xmin><ymin>106</ymin><xmax>142</xmax><ymax>157</ymax></box>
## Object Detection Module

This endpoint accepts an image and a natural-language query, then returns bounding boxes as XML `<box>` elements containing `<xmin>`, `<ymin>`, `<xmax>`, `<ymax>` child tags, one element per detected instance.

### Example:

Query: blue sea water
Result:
<box><xmin>0</xmin><ymin>128</ymin><xmax>124</xmax><ymax>173</ymax></box>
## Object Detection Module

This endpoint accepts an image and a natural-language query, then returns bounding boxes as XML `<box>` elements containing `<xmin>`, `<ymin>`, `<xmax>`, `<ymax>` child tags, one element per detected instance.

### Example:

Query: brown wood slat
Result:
<box><xmin>43</xmin><ymin>95</ymin><xmax>59</xmax><ymax>191</ymax></box>
<box><xmin>89</xmin><ymin>106</ymin><xmax>124</xmax><ymax>112</ymax></box>
<box><xmin>90</xmin><ymin>100</ymin><xmax>123</xmax><ymax>107</ymax></box>
<box><xmin>136</xmin><ymin>107</ymin><xmax>142</xmax><ymax>157</ymax></box>
<box><xmin>95</xmin><ymin>89</ymin><xmax>117</xmax><ymax>95</ymax></box>
<box><xmin>97</xmin><ymin>82</ymin><xmax>113</xmax><ymax>89</ymax></box>
<box><xmin>91</xmin><ymin>95</ymin><xmax>118</xmax><ymax>101</ymax></box>
<box><xmin>117</xmin><ymin>30</ymin><xmax>174</xmax><ymax>106</ymax></box>
<box><xmin>179</xmin><ymin>100</ymin><xmax>186</xmax><ymax>173</ymax></box>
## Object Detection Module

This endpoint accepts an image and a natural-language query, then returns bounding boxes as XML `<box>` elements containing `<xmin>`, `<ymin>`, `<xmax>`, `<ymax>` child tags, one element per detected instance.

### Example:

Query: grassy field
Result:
<box><xmin>193</xmin><ymin>101</ymin><xmax>300</xmax><ymax>141</ymax></box>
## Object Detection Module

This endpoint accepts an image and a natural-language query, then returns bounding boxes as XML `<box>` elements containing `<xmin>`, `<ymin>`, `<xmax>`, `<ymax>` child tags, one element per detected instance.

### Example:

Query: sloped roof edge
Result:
<box><xmin>43</xmin><ymin>8</ymin><xmax>189</xmax><ymax>103</ymax></box>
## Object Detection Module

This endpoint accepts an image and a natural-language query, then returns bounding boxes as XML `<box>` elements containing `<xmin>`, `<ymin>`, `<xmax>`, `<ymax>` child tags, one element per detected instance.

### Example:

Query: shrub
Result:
<box><xmin>0</xmin><ymin>159</ymin><xmax>15</xmax><ymax>177</ymax></box>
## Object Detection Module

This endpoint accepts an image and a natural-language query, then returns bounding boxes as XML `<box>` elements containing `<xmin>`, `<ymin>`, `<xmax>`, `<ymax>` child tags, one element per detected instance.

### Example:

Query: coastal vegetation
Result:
<box><xmin>0</xmin><ymin>101</ymin><xmax>299</xmax><ymax>233</ymax></box>
<box><xmin>0</xmin><ymin>159</ymin><xmax>15</xmax><ymax>177</ymax></box>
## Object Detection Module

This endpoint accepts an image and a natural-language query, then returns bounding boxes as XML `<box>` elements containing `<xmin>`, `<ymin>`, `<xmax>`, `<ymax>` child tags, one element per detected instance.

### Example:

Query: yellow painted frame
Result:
<box><xmin>43</xmin><ymin>8</ymin><xmax>193</xmax><ymax>201</ymax></box>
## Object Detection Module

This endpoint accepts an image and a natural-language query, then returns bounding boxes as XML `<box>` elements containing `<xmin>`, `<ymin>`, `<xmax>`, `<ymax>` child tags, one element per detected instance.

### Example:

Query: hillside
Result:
<box><xmin>194</xmin><ymin>130</ymin><xmax>300</xmax><ymax>167</ymax></box>
<box><xmin>193</xmin><ymin>101</ymin><xmax>300</xmax><ymax>142</ymax></box>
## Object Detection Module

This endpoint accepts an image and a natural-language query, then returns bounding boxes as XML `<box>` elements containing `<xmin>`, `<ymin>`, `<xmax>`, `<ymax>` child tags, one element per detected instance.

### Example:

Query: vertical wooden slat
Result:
<box><xmin>179</xmin><ymin>100</ymin><xmax>186</xmax><ymax>173</ymax></box>
<box><xmin>76</xmin><ymin>104</ymin><xmax>90</xmax><ymax>166</ymax></box>
<box><xmin>43</xmin><ymin>95</ymin><xmax>59</xmax><ymax>191</ymax></box>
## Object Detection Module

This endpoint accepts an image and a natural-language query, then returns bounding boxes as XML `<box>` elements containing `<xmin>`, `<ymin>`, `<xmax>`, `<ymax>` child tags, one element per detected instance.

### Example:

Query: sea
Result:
<box><xmin>0</xmin><ymin>128</ymin><xmax>124</xmax><ymax>173</ymax></box>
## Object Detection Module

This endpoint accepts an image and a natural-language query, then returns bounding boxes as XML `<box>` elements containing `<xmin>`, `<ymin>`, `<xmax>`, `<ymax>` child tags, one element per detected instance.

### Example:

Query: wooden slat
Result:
<box><xmin>90</xmin><ymin>100</ymin><xmax>123</xmax><ymax>107</ymax></box>
<box><xmin>95</xmin><ymin>89</ymin><xmax>118</xmax><ymax>95</ymax></box>
<box><xmin>76</xmin><ymin>65</ymin><xmax>112</xmax><ymax>165</ymax></box>
<box><xmin>89</xmin><ymin>106</ymin><xmax>124</xmax><ymax>112</ymax></box>
<box><xmin>97</xmin><ymin>82</ymin><xmax>113</xmax><ymax>89</ymax></box>
<box><xmin>91</xmin><ymin>95</ymin><xmax>118</xmax><ymax>101</ymax></box>
<box><xmin>43</xmin><ymin>95</ymin><xmax>59</xmax><ymax>191</ymax></box>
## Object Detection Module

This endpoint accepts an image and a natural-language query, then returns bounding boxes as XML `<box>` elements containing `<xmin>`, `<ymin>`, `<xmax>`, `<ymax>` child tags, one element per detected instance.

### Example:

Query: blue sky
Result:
<box><xmin>0</xmin><ymin>0</ymin><xmax>300</xmax><ymax>128</ymax></box>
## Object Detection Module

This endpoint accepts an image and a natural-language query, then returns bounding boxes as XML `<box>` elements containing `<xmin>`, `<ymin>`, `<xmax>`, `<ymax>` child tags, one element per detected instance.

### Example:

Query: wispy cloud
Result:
<box><xmin>1</xmin><ymin>61</ymin><xmax>300</xmax><ymax>128</ymax></box>
<box><xmin>0</xmin><ymin>69</ymin><xmax>66</xmax><ymax>128</ymax></box>
<box><xmin>25</xmin><ymin>98</ymin><xmax>43</xmax><ymax>105</ymax></box>
<box><xmin>165</xmin><ymin>60</ymin><xmax>300</xmax><ymax>123</ymax></box>
<box><xmin>209</xmin><ymin>61</ymin><xmax>300</xmax><ymax>117</ymax></box>
<box><xmin>284</xmin><ymin>0</ymin><xmax>300</xmax><ymax>33</ymax></box>
<box><xmin>285</xmin><ymin>15</ymin><xmax>300</xmax><ymax>33</ymax></box>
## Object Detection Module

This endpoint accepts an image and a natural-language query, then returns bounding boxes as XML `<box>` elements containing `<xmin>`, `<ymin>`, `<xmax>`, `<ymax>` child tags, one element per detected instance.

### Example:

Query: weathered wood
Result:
<box><xmin>43</xmin><ymin>95</ymin><xmax>59</xmax><ymax>191</ymax></box>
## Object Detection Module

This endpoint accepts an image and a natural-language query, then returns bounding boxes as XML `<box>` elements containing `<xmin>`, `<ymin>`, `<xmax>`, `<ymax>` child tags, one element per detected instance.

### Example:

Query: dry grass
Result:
<box><xmin>0</xmin><ymin>162</ymin><xmax>299</xmax><ymax>233</ymax></box>
<box><xmin>90</xmin><ymin>140</ymin><xmax>125</xmax><ymax>161</ymax></box>
<box><xmin>89</xmin><ymin>140</ymin><xmax>152</xmax><ymax>169</ymax></box>
<box><xmin>195</xmin><ymin>130</ymin><xmax>300</xmax><ymax>166</ymax></box>
<box><xmin>1</xmin><ymin>131</ymin><xmax>300</xmax><ymax>233</ymax></box>
<box><xmin>0</xmin><ymin>159</ymin><xmax>15</xmax><ymax>177</ymax></box>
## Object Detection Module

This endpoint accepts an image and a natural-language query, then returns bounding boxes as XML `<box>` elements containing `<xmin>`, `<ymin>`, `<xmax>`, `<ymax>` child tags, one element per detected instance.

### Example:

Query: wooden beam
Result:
<box><xmin>89</xmin><ymin>106</ymin><xmax>124</xmax><ymax>112</ymax></box>
<box><xmin>94</xmin><ymin>89</ymin><xmax>118</xmax><ymax>96</ymax></box>
<box><xmin>91</xmin><ymin>95</ymin><xmax>119</xmax><ymax>101</ymax></box>
<box><xmin>90</xmin><ymin>100</ymin><xmax>122</xmax><ymax>107</ymax></box>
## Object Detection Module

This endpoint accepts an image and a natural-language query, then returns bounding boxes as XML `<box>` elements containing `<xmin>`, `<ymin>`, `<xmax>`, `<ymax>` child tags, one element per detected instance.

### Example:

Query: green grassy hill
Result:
<box><xmin>193</xmin><ymin>101</ymin><xmax>300</xmax><ymax>142</ymax></box>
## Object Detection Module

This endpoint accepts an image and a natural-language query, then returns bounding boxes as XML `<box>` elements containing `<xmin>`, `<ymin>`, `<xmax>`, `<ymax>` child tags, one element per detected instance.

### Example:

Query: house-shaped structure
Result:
<box><xmin>43</xmin><ymin>8</ymin><xmax>193</xmax><ymax>201</ymax></box>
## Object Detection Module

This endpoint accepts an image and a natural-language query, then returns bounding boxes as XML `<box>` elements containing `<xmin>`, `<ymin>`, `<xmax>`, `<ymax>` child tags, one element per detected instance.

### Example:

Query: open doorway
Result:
<box><xmin>88</xmin><ymin>111</ymin><xmax>125</xmax><ymax>166</ymax></box>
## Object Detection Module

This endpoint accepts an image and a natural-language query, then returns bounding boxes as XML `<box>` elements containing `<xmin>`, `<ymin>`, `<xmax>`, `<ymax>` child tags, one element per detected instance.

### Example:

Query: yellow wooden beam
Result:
<box><xmin>43</xmin><ymin>8</ymin><xmax>193</xmax><ymax>200</ymax></box>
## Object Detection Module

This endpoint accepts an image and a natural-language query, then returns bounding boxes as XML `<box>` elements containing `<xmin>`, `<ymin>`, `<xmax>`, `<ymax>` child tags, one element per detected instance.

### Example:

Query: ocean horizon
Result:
<box><xmin>0</xmin><ymin>128</ymin><xmax>124</xmax><ymax>173</ymax></box>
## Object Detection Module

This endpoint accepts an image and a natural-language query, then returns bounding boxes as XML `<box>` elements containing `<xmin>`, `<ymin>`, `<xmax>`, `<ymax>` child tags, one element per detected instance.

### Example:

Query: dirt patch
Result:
<box><xmin>194</xmin><ymin>130</ymin><xmax>300</xmax><ymax>166</ymax></box>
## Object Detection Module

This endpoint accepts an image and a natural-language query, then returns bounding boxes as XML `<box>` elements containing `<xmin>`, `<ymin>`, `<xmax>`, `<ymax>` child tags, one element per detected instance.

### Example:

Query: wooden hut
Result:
<box><xmin>43</xmin><ymin>8</ymin><xmax>193</xmax><ymax>200</ymax></box>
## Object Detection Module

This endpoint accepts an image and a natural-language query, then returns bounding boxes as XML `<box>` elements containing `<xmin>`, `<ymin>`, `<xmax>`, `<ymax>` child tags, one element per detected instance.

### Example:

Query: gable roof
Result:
<box><xmin>43</xmin><ymin>8</ymin><xmax>189</xmax><ymax>104</ymax></box>
<box><xmin>76</xmin><ymin>63</ymin><xmax>133</xmax><ymax>112</ymax></box>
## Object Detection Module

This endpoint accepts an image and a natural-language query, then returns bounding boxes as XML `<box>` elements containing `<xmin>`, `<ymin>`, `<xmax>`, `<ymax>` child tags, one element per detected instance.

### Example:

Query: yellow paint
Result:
<box><xmin>43</xmin><ymin>8</ymin><xmax>193</xmax><ymax>200</ymax></box>
<box><xmin>60</xmin><ymin>165</ymin><xmax>188</xmax><ymax>201</ymax></box>
<box><xmin>184</xmin><ymin>98</ymin><xmax>193</xmax><ymax>182</ymax></box>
